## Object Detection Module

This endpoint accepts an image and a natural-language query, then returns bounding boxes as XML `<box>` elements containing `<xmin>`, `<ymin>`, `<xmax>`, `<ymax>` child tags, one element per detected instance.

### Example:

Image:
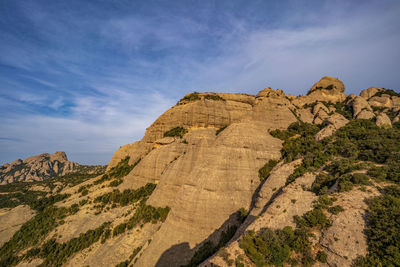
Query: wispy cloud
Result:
<box><xmin>0</xmin><ymin>0</ymin><xmax>399</xmax><ymax>164</ymax></box>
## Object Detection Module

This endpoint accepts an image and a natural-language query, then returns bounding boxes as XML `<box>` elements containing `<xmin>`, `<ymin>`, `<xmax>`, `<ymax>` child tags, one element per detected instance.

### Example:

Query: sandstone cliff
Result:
<box><xmin>0</xmin><ymin>76</ymin><xmax>399</xmax><ymax>267</ymax></box>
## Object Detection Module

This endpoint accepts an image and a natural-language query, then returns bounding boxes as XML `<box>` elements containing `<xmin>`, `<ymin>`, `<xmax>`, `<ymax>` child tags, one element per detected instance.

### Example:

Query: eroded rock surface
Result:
<box><xmin>0</xmin><ymin>151</ymin><xmax>104</xmax><ymax>184</ymax></box>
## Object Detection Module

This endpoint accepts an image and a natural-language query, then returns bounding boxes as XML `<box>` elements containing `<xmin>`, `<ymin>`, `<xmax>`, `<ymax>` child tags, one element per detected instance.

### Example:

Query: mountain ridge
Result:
<box><xmin>0</xmin><ymin>76</ymin><xmax>399</xmax><ymax>267</ymax></box>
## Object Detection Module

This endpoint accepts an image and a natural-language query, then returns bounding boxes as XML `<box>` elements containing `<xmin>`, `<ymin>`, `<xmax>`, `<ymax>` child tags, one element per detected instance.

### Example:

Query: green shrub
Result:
<box><xmin>316</xmin><ymin>250</ymin><xmax>328</xmax><ymax>263</ymax></box>
<box><xmin>240</xmin><ymin>226</ymin><xmax>312</xmax><ymax>266</ymax></box>
<box><xmin>111</xmin><ymin>203</ymin><xmax>170</xmax><ymax>238</ymax></box>
<box><xmin>351</xmin><ymin>173</ymin><xmax>372</xmax><ymax>185</ymax></box>
<box><xmin>328</xmin><ymin>205</ymin><xmax>345</xmax><ymax>215</ymax></box>
<box><xmin>315</xmin><ymin>195</ymin><xmax>335</xmax><ymax>209</ymax></box>
<box><xmin>163</xmin><ymin>127</ymin><xmax>188</xmax><ymax>138</ymax></box>
<box><xmin>286</xmin><ymin>164</ymin><xmax>307</xmax><ymax>184</ymax></box>
<box><xmin>311</xmin><ymin>173</ymin><xmax>336</xmax><ymax>195</ymax></box>
<box><xmin>185</xmin><ymin>225</ymin><xmax>238</xmax><ymax>267</ymax></box>
<box><xmin>0</xmin><ymin>206</ymin><xmax>70</xmax><ymax>264</ymax></box>
<box><xmin>371</xmin><ymin>89</ymin><xmax>400</xmax><ymax>98</ymax></box>
<box><xmin>237</xmin><ymin>208</ymin><xmax>249</xmax><ymax>223</ymax></box>
<box><xmin>259</xmin><ymin>159</ymin><xmax>279</xmax><ymax>181</ymax></box>
<box><xmin>94</xmin><ymin>183</ymin><xmax>156</xmax><ymax>207</ymax></box>
<box><xmin>113</xmin><ymin>223</ymin><xmax>127</xmax><ymax>236</ymax></box>
<box><xmin>204</xmin><ymin>94</ymin><xmax>225</xmax><ymax>101</ymax></box>
<box><xmin>180</xmin><ymin>92</ymin><xmax>201</xmax><ymax>102</ymax></box>
<box><xmin>353</xmin><ymin>185</ymin><xmax>400</xmax><ymax>266</ymax></box>
<box><xmin>38</xmin><ymin>222</ymin><xmax>111</xmax><ymax>266</ymax></box>
<box><xmin>216</xmin><ymin>125</ymin><xmax>228</xmax><ymax>135</ymax></box>
<box><xmin>109</xmin><ymin>179</ymin><xmax>123</xmax><ymax>187</ymax></box>
<box><xmin>295</xmin><ymin>208</ymin><xmax>330</xmax><ymax>229</ymax></box>
<box><xmin>70</xmin><ymin>203</ymin><xmax>79</xmax><ymax>214</ymax></box>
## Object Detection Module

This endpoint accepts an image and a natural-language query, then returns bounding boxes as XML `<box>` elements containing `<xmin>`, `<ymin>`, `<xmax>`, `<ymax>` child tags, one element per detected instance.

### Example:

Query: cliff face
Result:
<box><xmin>1</xmin><ymin>76</ymin><xmax>400</xmax><ymax>267</ymax></box>
<box><xmin>0</xmin><ymin>151</ymin><xmax>104</xmax><ymax>184</ymax></box>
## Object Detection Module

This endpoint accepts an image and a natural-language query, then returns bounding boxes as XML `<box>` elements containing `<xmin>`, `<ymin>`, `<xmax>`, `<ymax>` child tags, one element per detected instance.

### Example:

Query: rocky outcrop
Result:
<box><xmin>293</xmin><ymin>76</ymin><xmax>346</xmax><ymax>106</ymax></box>
<box><xmin>351</xmin><ymin>96</ymin><xmax>373</xmax><ymax>118</ymax></box>
<box><xmin>356</xmin><ymin>109</ymin><xmax>375</xmax><ymax>120</ymax></box>
<box><xmin>1</xmin><ymin>76</ymin><xmax>399</xmax><ymax>267</ymax></box>
<box><xmin>376</xmin><ymin>113</ymin><xmax>392</xmax><ymax>128</ymax></box>
<box><xmin>369</xmin><ymin>95</ymin><xmax>393</xmax><ymax>108</ymax></box>
<box><xmin>315</xmin><ymin>113</ymin><xmax>349</xmax><ymax>141</ymax></box>
<box><xmin>107</xmin><ymin>143</ymin><xmax>136</xmax><ymax>170</ymax></box>
<box><xmin>131</xmin><ymin>92</ymin><xmax>295</xmax><ymax>266</ymax></box>
<box><xmin>0</xmin><ymin>151</ymin><xmax>104</xmax><ymax>184</ymax></box>
<box><xmin>360</xmin><ymin>87</ymin><xmax>383</xmax><ymax>99</ymax></box>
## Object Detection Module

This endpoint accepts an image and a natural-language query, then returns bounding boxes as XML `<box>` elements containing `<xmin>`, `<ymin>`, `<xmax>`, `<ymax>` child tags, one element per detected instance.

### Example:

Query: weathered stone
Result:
<box><xmin>376</xmin><ymin>113</ymin><xmax>392</xmax><ymax>128</ymax></box>
<box><xmin>293</xmin><ymin>76</ymin><xmax>346</xmax><ymax>106</ymax></box>
<box><xmin>369</xmin><ymin>95</ymin><xmax>393</xmax><ymax>108</ymax></box>
<box><xmin>315</xmin><ymin>113</ymin><xmax>349</xmax><ymax>141</ymax></box>
<box><xmin>0</xmin><ymin>151</ymin><xmax>103</xmax><ymax>184</ymax></box>
<box><xmin>356</xmin><ymin>109</ymin><xmax>375</xmax><ymax>120</ymax></box>
<box><xmin>351</xmin><ymin>96</ymin><xmax>372</xmax><ymax>117</ymax></box>
<box><xmin>360</xmin><ymin>87</ymin><xmax>383</xmax><ymax>99</ymax></box>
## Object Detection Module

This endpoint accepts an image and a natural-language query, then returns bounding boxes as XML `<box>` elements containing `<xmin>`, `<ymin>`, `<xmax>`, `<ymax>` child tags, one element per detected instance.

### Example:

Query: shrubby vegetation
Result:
<box><xmin>178</xmin><ymin>92</ymin><xmax>225</xmax><ymax>103</ymax></box>
<box><xmin>184</xmin><ymin>208</ymin><xmax>250</xmax><ymax>266</ymax></box>
<box><xmin>237</xmin><ymin>208</ymin><xmax>249</xmax><ymax>223</ymax></box>
<box><xmin>0</xmin><ymin>188</ymin><xmax>46</xmax><ymax>209</ymax></box>
<box><xmin>259</xmin><ymin>160</ymin><xmax>279</xmax><ymax>181</ymax></box>
<box><xmin>94</xmin><ymin>183</ymin><xmax>156</xmax><ymax>207</ymax></box>
<box><xmin>204</xmin><ymin>94</ymin><xmax>225</xmax><ymax>101</ymax></box>
<box><xmin>30</xmin><ymin>194</ymin><xmax>70</xmax><ymax>212</ymax></box>
<box><xmin>240</xmin><ymin>227</ymin><xmax>314</xmax><ymax>266</ymax></box>
<box><xmin>94</xmin><ymin>157</ymin><xmax>140</xmax><ymax>185</ymax></box>
<box><xmin>352</xmin><ymin>185</ymin><xmax>400</xmax><ymax>266</ymax></box>
<box><xmin>163</xmin><ymin>127</ymin><xmax>188</xmax><ymax>138</ymax></box>
<box><xmin>0</xmin><ymin>206</ymin><xmax>69</xmax><ymax>265</ymax></box>
<box><xmin>185</xmin><ymin>225</ymin><xmax>238</xmax><ymax>267</ymax></box>
<box><xmin>295</xmin><ymin>208</ymin><xmax>331</xmax><ymax>229</ymax></box>
<box><xmin>271</xmin><ymin>119</ymin><xmax>400</xmax><ymax>187</ymax></box>
<box><xmin>38</xmin><ymin>222</ymin><xmax>111</xmax><ymax>266</ymax></box>
<box><xmin>179</xmin><ymin>92</ymin><xmax>201</xmax><ymax>102</ymax></box>
<box><xmin>0</xmin><ymin>167</ymin><xmax>104</xmax><ymax>209</ymax></box>
<box><xmin>0</xmin><ymin>180</ymin><xmax>158</xmax><ymax>265</ymax></box>
<box><xmin>327</xmin><ymin>205</ymin><xmax>344</xmax><ymax>215</ymax></box>
<box><xmin>371</xmin><ymin>88</ymin><xmax>400</xmax><ymax>98</ymax></box>
<box><xmin>240</xmin><ymin>195</ymin><xmax>335</xmax><ymax>266</ymax></box>
<box><xmin>112</xmin><ymin>202</ymin><xmax>170</xmax><ymax>236</ymax></box>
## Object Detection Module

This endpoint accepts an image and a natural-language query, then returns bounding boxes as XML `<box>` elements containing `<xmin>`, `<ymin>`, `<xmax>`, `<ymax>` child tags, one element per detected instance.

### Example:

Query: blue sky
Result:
<box><xmin>0</xmin><ymin>0</ymin><xmax>399</xmax><ymax>165</ymax></box>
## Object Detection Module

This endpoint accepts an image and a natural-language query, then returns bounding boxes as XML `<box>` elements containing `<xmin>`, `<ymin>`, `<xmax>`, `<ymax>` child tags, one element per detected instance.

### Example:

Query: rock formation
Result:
<box><xmin>0</xmin><ymin>151</ymin><xmax>104</xmax><ymax>184</ymax></box>
<box><xmin>0</xmin><ymin>76</ymin><xmax>399</xmax><ymax>267</ymax></box>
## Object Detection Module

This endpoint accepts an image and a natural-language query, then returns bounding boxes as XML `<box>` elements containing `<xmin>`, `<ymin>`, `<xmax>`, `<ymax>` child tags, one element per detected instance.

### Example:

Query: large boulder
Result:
<box><xmin>376</xmin><ymin>113</ymin><xmax>392</xmax><ymax>128</ymax></box>
<box><xmin>309</xmin><ymin>76</ymin><xmax>345</xmax><ymax>95</ymax></box>
<box><xmin>293</xmin><ymin>76</ymin><xmax>346</xmax><ymax>106</ymax></box>
<box><xmin>356</xmin><ymin>109</ymin><xmax>375</xmax><ymax>120</ymax></box>
<box><xmin>369</xmin><ymin>95</ymin><xmax>393</xmax><ymax>108</ymax></box>
<box><xmin>315</xmin><ymin>113</ymin><xmax>349</xmax><ymax>141</ymax></box>
<box><xmin>351</xmin><ymin>96</ymin><xmax>372</xmax><ymax>118</ymax></box>
<box><xmin>360</xmin><ymin>87</ymin><xmax>383</xmax><ymax>99</ymax></box>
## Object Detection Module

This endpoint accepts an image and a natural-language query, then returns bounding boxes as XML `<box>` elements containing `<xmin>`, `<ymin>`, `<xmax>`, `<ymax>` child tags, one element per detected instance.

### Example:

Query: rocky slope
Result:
<box><xmin>0</xmin><ymin>151</ymin><xmax>105</xmax><ymax>184</ymax></box>
<box><xmin>0</xmin><ymin>76</ymin><xmax>399</xmax><ymax>267</ymax></box>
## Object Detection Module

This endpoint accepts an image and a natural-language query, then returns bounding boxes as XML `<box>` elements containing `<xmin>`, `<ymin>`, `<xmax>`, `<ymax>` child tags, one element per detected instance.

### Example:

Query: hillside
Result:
<box><xmin>0</xmin><ymin>76</ymin><xmax>399</xmax><ymax>267</ymax></box>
